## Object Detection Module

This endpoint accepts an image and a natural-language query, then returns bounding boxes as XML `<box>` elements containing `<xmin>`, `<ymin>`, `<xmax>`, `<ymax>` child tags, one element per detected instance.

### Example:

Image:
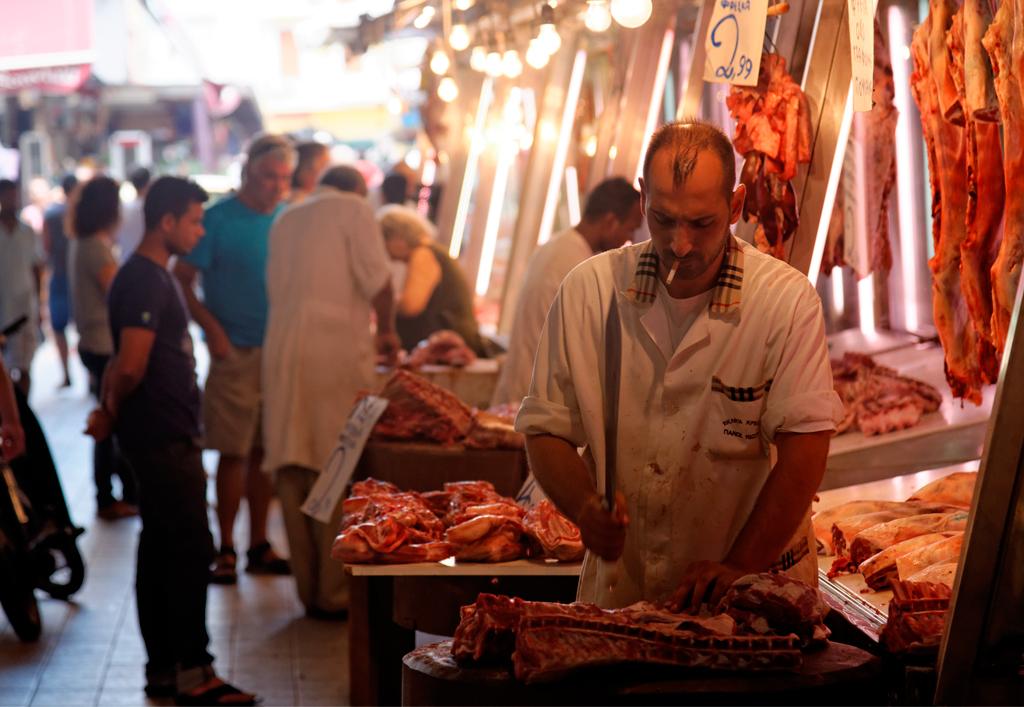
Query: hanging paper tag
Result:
<box><xmin>848</xmin><ymin>0</ymin><xmax>878</xmax><ymax>112</ymax></box>
<box><xmin>301</xmin><ymin>395</ymin><xmax>389</xmax><ymax>523</ymax></box>
<box><xmin>704</xmin><ymin>0</ymin><xmax>769</xmax><ymax>87</ymax></box>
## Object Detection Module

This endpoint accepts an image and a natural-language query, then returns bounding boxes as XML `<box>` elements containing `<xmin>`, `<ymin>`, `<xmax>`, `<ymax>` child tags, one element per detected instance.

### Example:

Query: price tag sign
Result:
<box><xmin>301</xmin><ymin>395</ymin><xmax>389</xmax><ymax>523</ymax></box>
<box><xmin>848</xmin><ymin>0</ymin><xmax>878</xmax><ymax>112</ymax></box>
<box><xmin>704</xmin><ymin>0</ymin><xmax>769</xmax><ymax>86</ymax></box>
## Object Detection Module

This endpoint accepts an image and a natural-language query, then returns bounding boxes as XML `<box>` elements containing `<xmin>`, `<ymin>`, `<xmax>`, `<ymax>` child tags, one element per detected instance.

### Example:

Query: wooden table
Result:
<box><xmin>347</xmin><ymin>559</ymin><xmax>582</xmax><ymax>706</ymax></box>
<box><xmin>402</xmin><ymin>639</ymin><xmax>883</xmax><ymax>705</ymax></box>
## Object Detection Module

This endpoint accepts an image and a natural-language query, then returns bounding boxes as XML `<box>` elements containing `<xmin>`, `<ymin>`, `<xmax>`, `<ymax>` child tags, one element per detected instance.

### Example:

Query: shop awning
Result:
<box><xmin>0</xmin><ymin>0</ymin><xmax>94</xmax><ymax>94</ymax></box>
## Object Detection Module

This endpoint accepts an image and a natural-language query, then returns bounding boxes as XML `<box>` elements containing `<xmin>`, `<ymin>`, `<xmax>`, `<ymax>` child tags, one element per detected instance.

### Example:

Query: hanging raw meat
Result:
<box><xmin>949</xmin><ymin>7</ymin><xmax>1004</xmax><ymax>384</ymax></box>
<box><xmin>911</xmin><ymin>9</ymin><xmax>986</xmax><ymax>404</ymax></box>
<box><xmin>726</xmin><ymin>53</ymin><xmax>811</xmax><ymax>259</ymax></box>
<box><xmin>983</xmin><ymin>0</ymin><xmax>1024</xmax><ymax>354</ymax></box>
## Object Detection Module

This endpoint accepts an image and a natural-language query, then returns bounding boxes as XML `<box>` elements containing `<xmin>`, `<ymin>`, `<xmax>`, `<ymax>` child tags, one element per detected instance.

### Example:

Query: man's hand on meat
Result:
<box><xmin>667</xmin><ymin>560</ymin><xmax>747</xmax><ymax>613</ymax></box>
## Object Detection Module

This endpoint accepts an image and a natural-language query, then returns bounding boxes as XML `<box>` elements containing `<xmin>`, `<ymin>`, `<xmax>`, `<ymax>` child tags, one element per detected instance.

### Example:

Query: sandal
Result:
<box><xmin>210</xmin><ymin>547</ymin><xmax>238</xmax><ymax>585</ymax></box>
<box><xmin>175</xmin><ymin>677</ymin><xmax>259</xmax><ymax>706</ymax></box>
<box><xmin>245</xmin><ymin>542</ymin><xmax>290</xmax><ymax>575</ymax></box>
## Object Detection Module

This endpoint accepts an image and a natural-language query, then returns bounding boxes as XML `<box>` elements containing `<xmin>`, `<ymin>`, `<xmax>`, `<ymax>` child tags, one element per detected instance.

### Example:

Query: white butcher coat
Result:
<box><xmin>263</xmin><ymin>188</ymin><xmax>391</xmax><ymax>474</ymax></box>
<box><xmin>492</xmin><ymin>227</ymin><xmax>593</xmax><ymax>406</ymax></box>
<box><xmin>516</xmin><ymin>236</ymin><xmax>844</xmax><ymax>608</ymax></box>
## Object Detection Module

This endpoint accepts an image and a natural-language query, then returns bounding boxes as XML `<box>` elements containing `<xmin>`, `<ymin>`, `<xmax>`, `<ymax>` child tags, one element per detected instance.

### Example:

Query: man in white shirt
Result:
<box><xmin>516</xmin><ymin>121</ymin><xmax>843</xmax><ymax>610</ymax></box>
<box><xmin>0</xmin><ymin>179</ymin><xmax>43</xmax><ymax>395</ymax></box>
<box><xmin>492</xmin><ymin>178</ymin><xmax>642</xmax><ymax>407</ymax></box>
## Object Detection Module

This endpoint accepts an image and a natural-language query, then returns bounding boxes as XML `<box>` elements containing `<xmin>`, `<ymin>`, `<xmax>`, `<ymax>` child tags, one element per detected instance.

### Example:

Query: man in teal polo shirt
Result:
<box><xmin>173</xmin><ymin>134</ymin><xmax>296</xmax><ymax>584</ymax></box>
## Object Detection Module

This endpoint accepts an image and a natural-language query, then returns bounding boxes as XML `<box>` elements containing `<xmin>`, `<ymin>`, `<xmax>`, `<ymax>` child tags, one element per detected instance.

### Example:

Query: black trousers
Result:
<box><xmin>79</xmin><ymin>349</ymin><xmax>138</xmax><ymax>507</ymax></box>
<box><xmin>121</xmin><ymin>439</ymin><xmax>215</xmax><ymax>676</ymax></box>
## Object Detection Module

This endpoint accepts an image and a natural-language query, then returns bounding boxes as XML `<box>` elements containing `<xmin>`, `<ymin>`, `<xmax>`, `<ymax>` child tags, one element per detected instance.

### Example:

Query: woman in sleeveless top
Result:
<box><xmin>377</xmin><ymin>206</ymin><xmax>486</xmax><ymax>356</ymax></box>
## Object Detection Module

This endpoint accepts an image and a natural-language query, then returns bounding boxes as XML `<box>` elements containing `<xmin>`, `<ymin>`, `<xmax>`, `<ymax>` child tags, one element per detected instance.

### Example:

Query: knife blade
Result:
<box><xmin>603</xmin><ymin>293</ymin><xmax>622</xmax><ymax>512</ymax></box>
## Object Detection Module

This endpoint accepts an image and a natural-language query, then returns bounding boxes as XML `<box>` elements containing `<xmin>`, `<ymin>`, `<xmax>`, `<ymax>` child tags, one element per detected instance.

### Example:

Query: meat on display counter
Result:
<box><xmin>375</xmin><ymin>360</ymin><xmax>500</xmax><ymax>410</ymax></box>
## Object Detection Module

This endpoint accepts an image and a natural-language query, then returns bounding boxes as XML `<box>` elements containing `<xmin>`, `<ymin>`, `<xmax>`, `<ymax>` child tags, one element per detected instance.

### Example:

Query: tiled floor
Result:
<box><xmin>0</xmin><ymin>337</ymin><xmax>350</xmax><ymax>706</ymax></box>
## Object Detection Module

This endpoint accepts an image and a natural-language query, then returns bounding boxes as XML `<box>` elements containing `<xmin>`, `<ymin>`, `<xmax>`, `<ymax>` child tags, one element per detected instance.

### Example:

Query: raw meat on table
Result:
<box><xmin>404</xmin><ymin>329</ymin><xmax>477</xmax><ymax>368</ymax></box>
<box><xmin>716</xmin><ymin>572</ymin><xmax>831</xmax><ymax>647</ymax></box>
<box><xmin>830</xmin><ymin>503</ymin><xmax>957</xmax><ymax>558</ymax></box>
<box><xmin>813</xmin><ymin>499</ymin><xmax>937</xmax><ymax>555</ymax></box>
<box><xmin>907</xmin><ymin>470</ymin><xmax>977</xmax><ymax>508</ymax></box>
<box><xmin>896</xmin><ymin>533</ymin><xmax>964</xmax><ymax>581</ymax></box>
<box><xmin>906</xmin><ymin>561</ymin><xmax>958</xmax><ymax>587</ymax></box>
<box><xmin>830</xmin><ymin>353</ymin><xmax>942</xmax><ymax>436</ymax></box>
<box><xmin>848</xmin><ymin>511</ymin><xmax>969</xmax><ymax>565</ymax></box>
<box><xmin>371</xmin><ymin>369</ymin><xmax>474</xmax><ymax>445</ymax></box>
<box><xmin>522</xmin><ymin>500</ymin><xmax>585</xmax><ymax>562</ymax></box>
<box><xmin>858</xmin><ymin>532</ymin><xmax>958</xmax><ymax>590</ymax></box>
<box><xmin>881</xmin><ymin>580</ymin><xmax>952</xmax><ymax>653</ymax></box>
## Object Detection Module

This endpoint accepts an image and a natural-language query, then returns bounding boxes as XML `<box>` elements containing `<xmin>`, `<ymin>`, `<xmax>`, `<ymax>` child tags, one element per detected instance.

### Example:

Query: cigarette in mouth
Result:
<box><xmin>665</xmin><ymin>260</ymin><xmax>680</xmax><ymax>285</ymax></box>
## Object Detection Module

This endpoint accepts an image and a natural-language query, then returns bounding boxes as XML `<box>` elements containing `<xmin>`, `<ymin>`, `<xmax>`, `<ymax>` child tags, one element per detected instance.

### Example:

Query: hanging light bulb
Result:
<box><xmin>470</xmin><ymin>45</ymin><xmax>487</xmax><ymax>72</ymax></box>
<box><xmin>537</xmin><ymin>4</ymin><xmax>562</xmax><ymax>55</ymax></box>
<box><xmin>437</xmin><ymin>76</ymin><xmax>459</xmax><ymax>102</ymax></box>
<box><xmin>584</xmin><ymin>134</ymin><xmax>598</xmax><ymax>157</ymax></box>
<box><xmin>453</xmin><ymin>0</ymin><xmax>475</xmax><ymax>9</ymax></box>
<box><xmin>413</xmin><ymin>5</ymin><xmax>436</xmax><ymax>29</ymax></box>
<box><xmin>525</xmin><ymin>37</ymin><xmax>550</xmax><ymax>69</ymax></box>
<box><xmin>430</xmin><ymin>48</ymin><xmax>451</xmax><ymax>75</ymax></box>
<box><xmin>610</xmin><ymin>0</ymin><xmax>652</xmax><ymax>28</ymax></box>
<box><xmin>502</xmin><ymin>49</ymin><xmax>523</xmax><ymax>78</ymax></box>
<box><xmin>485</xmin><ymin>49</ymin><xmax>503</xmax><ymax>77</ymax></box>
<box><xmin>584</xmin><ymin>0</ymin><xmax>613</xmax><ymax>32</ymax></box>
<box><xmin>449</xmin><ymin>23</ymin><xmax>471</xmax><ymax>51</ymax></box>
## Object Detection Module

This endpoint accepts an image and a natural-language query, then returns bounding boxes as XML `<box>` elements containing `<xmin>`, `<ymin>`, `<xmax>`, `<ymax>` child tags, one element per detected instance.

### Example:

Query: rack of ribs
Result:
<box><xmin>983</xmin><ymin>0</ymin><xmax>1024</xmax><ymax>355</ymax></box>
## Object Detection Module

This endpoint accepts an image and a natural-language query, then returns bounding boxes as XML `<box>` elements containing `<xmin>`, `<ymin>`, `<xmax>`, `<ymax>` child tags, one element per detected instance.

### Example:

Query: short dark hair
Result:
<box><xmin>128</xmin><ymin>166</ymin><xmax>151</xmax><ymax>192</ymax></box>
<box><xmin>320</xmin><ymin>165</ymin><xmax>367</xmax><ymax>195</ymax></box>
<box><xmin>381</xmin><ymin>172</ymin><xmax>408</xmax><ymax>205</ymax></box>
<box><xmin>60</xmin><ymin>174</ymin><xmax>78</xmax><ymax>196</ymax></box>
<box><xmin>72</xmin><ymin>176</ymin><xmax>121</xmax><ymax>238</ymax></box>
<box><xmin>642</xmin><ymin>120</ymin><xmax>737</xmax><ymax>199</ymax></box>
<box><xmin>581</xmin><ymin>177</ymin><xmax>641</xmax><ymax>222</ymax></box>
<box><xmin>0</xmin><ymin>179</ymin><xmax>16</xmax><ymax>194</ymax></box>
<box><xmin>144</xmin><ymin>176</ymin><xmax>208</xmax><ymax>231</ymax></box>
<box><xmin>292</xmin><ymin>141</ymin><xmax>329</xmax><ymax>187</ymax></box>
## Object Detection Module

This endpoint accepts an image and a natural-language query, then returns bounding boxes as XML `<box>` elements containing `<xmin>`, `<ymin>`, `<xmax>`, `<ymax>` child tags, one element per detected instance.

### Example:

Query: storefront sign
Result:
<box><xmin>848</xmin><ymin>0</ymin><xmax>878</xmax><ymax>112</ymax></box>
<box><xmin>301</xmin><ymin>396</ymin><xmax>390</xmax><ymax>523</ymax></box>
<box><xmin>703</xmin><ymin>0</ymin><xmax>768</xmax><ymax>87</ymax></box>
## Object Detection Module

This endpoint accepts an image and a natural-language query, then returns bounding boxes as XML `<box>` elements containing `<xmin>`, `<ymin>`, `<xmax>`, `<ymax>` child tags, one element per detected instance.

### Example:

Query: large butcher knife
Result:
<box><xmin>603</xmin><ymin>294</ymin><xmax>621</xmax><ymax>512</ymax></box>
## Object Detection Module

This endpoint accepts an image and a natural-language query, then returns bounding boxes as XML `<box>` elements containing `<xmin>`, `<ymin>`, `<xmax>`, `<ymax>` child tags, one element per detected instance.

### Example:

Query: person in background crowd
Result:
<box><xmin>116</xmin><ymin>166</ymin><xmax>151</xmax><ymax>263</ymax></box>
<box><xmin>70</xmin><ymin>175</ymin><xmax>139</xmax><ymax>521</ymax></box>
<box><xmin>43</xmin><ymin>174</ymin><xmax>78</xmax><ymax>388</ymax></box>
<box><xmin>0</xmin><ymin>179</ymin><xmax>43</xmax><ymax>396</ymax></box>
<box><xmin>288</xmin><ymin>141</ymin><xmax>330</xmax><ymax>205</ymax></box>
<box><xmin>86</xmin><ymin>176</ymin><xmax>257</xmax><ymax>706</ymax></box>
<box><xmin>264</xmin><ymin>164</ymin><xmax>398</xmax><ymax>619</ymax></box>
<box><xmin>491</xmin><ymin>177</ymin><xmax>643</xmax><ymax>407</ymax></box>
<box><xmin>173</xmin><ymin>134</ymin><xmax>293</xmax><ymax>584</ymax></box>
<box><xmin>0</xmin><ymin>346</ymin><xmax>26</xmax><ymax>461</ymax></box>
<box><xmin>19</xmin><ymin>177</ymin><xmax>50</xmax><ymax>235</ymax></box>
<box><xmin>378</xmin><ymin>205</ymin><xmax>486</xmax><ymax>356</ymax></box>
<box><xmin>380</xmin><ymin>171</ymin><xmax>409</xmax><ymax>207</ymax></box>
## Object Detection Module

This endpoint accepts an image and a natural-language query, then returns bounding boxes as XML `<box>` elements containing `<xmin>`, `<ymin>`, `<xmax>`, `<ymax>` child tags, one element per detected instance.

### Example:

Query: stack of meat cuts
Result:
<box><xmin>726</xmin><ymin>53</ymin><xmax>812</xmax><ymax>260</ymax></box>
<box><xmin>911</xmin><ymin>0</ymin><xmax>1023</xmax><ymax>403</ymax></box>
<box><xmin>451</xmin><ymin>574</ymin><xmax>829</xmax><ymax>683</ymax></box>
<box><xmin>332</xmin><ymin>479</ymin><xmax>585</xmax><ymax>564</ymax></box>
<box><xmin>822</xmin><ymin>19</ymin><xmax>899</xmax><ymax>279</ymax></box>
<box><xmin>881</xmin><ymin>580</ymin><xmax>953</xmax><ymax>653</ymax></box>
<box><xmin>814</xmin><ymin>471</ymin><xmax>975</xmax><ymax>590</ymax></box>
<box><xmin>831</xmin><ymin>352</ymin><xmax>943</xmax><ymax>436</ymax></box>
<box><xmin>368</xmin><ymin>370</ymin><xmax>522</xmax><ymax>449</ymax></box>
<box><xmin>404</xmin><ymin>330</ymin><xmax>477</xmax><ymax>368</ymax></box>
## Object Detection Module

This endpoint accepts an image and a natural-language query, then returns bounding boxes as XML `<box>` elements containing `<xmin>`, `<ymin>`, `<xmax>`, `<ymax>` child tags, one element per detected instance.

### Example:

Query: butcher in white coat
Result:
<box><xmin>263</xmin><ymin>165</ymin><xmax>399</xmax><ymax>618</ymax></box>
<box><xmin>517</xmin><ymin>121</ymin><xmax>843</xmax><ymax>610</ymax></box>
<box><xmin>491</xmin><ymin>177</ymin><xmax>643</xmax><ymax>407</ymax></box>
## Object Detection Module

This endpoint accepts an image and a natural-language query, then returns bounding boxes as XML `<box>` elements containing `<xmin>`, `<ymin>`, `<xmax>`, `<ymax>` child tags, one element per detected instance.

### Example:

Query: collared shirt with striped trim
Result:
<box><xmin>625</xmin><ymin>235</ymin><xmax>745</xmax><ymax>315</ymax></box>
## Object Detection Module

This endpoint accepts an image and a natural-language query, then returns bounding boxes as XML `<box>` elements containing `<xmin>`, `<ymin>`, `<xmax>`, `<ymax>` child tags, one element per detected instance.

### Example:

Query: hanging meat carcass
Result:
<box><xmin>949</xmin><ymin>6</ymin><xmax>1004</xmax><ymax>384</ymax></box>
<box><xmin>726</xmin><ymin>53</ymin><xmax>812</xmax><ymax>260</ymax></box>
<box><xmin>983</xmin><ymin>0</ymin><xmax>1024</xmax><ymax>354</ymax></box>
<box><xmin>911</xmin><ymin>5</ymin><xmax>986</xmax><ymax>404</ymax></box>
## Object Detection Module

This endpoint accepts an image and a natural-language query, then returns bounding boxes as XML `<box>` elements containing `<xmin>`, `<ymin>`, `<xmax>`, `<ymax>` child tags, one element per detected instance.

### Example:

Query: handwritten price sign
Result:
<box><xmin>301</xmin><ymin>395</ymin><xmax>389</xmax><ymax>523</ymax></box>
<box><xmin>704</xmin><ymin>0</ymin><xmax>768</xmax><ymax>87</ymax></box>
<box><xmin>848</xmin><ymin>0</ymin><xmax>878</xmax><ymax>112</ymax></box>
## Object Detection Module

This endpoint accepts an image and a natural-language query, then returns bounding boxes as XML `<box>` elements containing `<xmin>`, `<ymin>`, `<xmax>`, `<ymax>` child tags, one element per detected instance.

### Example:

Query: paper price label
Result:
<box><xmin>704</xmin><ymin>0</ymin><xmax>769</xmax><ymax>87</ymax></box>
<box><xmin>848</xmin><ymin>0</ymin><xmax>878</xmax><ymax>112</ymax></box>
<box><xmin>301</xmin><ymin>395</ymin><xmax>389</xmax><ymax>523</ymax></box>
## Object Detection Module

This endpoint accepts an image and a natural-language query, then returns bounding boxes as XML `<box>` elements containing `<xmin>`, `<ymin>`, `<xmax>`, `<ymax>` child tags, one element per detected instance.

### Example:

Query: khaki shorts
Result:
<box><xmin>203</xmin><ymin>346</ymin><xmax>262</xmax><ymax>456</ymax></box>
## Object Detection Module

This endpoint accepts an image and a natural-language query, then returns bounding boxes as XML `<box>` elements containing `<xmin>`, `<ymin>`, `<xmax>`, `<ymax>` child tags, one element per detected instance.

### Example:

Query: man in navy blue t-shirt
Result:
<box><xmin>86</xmin><ymin>177</ymin><xmax>257</xmax><ymax>706</ymax></box>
